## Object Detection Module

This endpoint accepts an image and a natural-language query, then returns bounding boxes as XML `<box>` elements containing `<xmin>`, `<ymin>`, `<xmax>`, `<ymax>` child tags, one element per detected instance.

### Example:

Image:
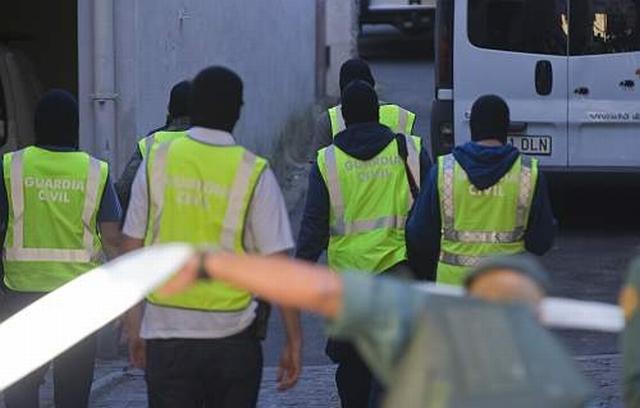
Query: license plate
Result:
<box><xmin>508</xmin><ymin>135</ymin><xmax>552</xmax><ymax>156</ymax></box>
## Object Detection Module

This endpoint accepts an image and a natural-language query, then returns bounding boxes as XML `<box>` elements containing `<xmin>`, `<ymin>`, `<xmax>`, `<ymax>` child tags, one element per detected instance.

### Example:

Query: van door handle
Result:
<box><xmin>574</xmin><ymin>87</ymin><xmax>590</xmax><ymax>95</ymax></box>
<box><xmin>535</xmin><ymin>61</ymin><xmax>553</xmax><ymax>96</ymax></box>
<box><xmin>620</xmin><ymin>80</ymin><xmax>635</xmax><ymax>88</ymax></box>
<box><xmin>509</xmin><ymin>122</ymin><xmax>528</xmax><ymax>134</ymax></box>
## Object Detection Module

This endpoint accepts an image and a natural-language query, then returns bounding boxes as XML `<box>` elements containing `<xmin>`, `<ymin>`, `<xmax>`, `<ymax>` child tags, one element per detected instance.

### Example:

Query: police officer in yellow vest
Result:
<box><xmin>0</xmin><ymin>90</ymin><xmax>122</xmax><ymax>408</ymax></box>
<box><xmin>115</xmin><ymin>80</ymin><xmax>192</xmax><ymax>215</ymax></box>
<box><xmin>312</xmin><ymin>59</ymin><xmax>417</xmax><ymax>153</ymax></box>
<box><xmin>297</xmin><ymin>81</ymin><xmax>430</xmax><ymax>408</ymax></box>
<box><xmin>406</xmin><ymin>95</ymin><xmax>555</xmax><ymax>285</ymax></box>
<box><xmin>121</xmin><ymin>67</ymin><xmax>302</xmax><ymax>408</ymax></box>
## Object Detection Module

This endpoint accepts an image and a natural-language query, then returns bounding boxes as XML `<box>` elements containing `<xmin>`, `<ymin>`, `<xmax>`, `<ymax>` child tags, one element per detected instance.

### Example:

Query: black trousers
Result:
<box><xmin>1</xmin><ymin>291</ymin><xmax>96</xmax><ymax>408</ymax></box>
<box><xmin>325</xmin><ymin>263</ymin><xmax>408</xmax><ymax>408</ymax></box>
<box><xmin>326</xmin><ymin>340</ymin><xmax>384</xmax><ymax>408</ymax></box>
<box><xmin>145</xmin><ymin>331</ymin><xmax>263</xmax><ymax>408</ymax></box>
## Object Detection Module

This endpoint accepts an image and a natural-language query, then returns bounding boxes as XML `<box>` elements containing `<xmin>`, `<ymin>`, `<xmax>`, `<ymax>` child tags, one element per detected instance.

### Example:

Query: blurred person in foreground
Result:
<box><xmin>160</xmin><ymin>253</ymin><xmax>592</xmax><ymax>407</ymax></box>
<box><xmin>622</xmin><ymin>259</ymin><xmax>640</xmax><ymax>407</ymax></box>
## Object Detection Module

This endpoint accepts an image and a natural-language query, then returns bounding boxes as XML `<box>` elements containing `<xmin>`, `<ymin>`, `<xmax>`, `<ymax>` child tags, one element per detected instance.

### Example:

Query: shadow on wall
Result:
<box><xmin>270</xmin><ymin>106</ymin><xmax>322</xmax><ymax>218</ymax></box>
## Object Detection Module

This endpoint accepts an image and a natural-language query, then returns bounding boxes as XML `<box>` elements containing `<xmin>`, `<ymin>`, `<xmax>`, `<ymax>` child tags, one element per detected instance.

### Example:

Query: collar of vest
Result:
<box><xmin>34</xmin><ymin>145</ymin><xmax>78</xmax><ymax>152</ymax></box>
<box><xmin>334</xmin><ymin>123</ymin><xmax>396</xmax><ymax>161</ymax></box>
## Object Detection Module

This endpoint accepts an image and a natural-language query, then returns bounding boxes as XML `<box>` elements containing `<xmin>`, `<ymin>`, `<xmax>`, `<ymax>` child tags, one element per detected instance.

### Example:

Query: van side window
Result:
<box><xmin>569</xmin><ymin>0</ymin><xmax>640</xmax><ymax>55</ymax></box>
<box><xmin>468</xmin><ymin>0</ymin><xmax>568</xmax><ymax>56</ymax></box>
<box><xmin>0</xmin><ymin>78</ymin><xmax>6</xmax><ymax>148</ymax></box>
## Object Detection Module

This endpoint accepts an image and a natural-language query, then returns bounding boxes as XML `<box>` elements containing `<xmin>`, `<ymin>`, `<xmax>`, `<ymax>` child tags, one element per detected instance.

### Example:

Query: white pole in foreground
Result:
<box><xmin>0</xmin><ymin>244</ymin><xmax>194</xmax><ymax>392</ymax></box>
<box><xmin>416</xmin><ymin>282</ymin><xmax>625</xmax><ymax>333</ymax></box>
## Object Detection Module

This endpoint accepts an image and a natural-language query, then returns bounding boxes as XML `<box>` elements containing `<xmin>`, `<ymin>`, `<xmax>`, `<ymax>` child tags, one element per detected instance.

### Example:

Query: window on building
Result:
<box><xmin>569</xmin><ymin>0</ymin><xmax>640</xmax><ymax>55</ymax></box>
<box><xmin>468</xmin><ymin>0</ymin><xmax>568</xmax><ymax>55</ymax></box>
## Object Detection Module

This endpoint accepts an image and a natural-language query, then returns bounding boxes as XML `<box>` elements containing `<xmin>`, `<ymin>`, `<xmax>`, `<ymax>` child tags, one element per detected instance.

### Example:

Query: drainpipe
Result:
<box><xmin>93</xmin><ymin>1</ymin><xmax>119</xmax><ymax>358</ymax></box>
<box><xmin>92</xmin><ymin>0</ymin><xmax>117</xmax><ymax>165</ymax></box>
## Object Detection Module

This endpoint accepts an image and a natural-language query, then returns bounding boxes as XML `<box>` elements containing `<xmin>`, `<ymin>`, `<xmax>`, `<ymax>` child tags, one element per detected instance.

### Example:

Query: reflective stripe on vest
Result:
<box><xmin>328</xmin><ymin>105</ymin><xmax>416</xmax><ymax>137</ymax></box>
<box><xmin>138</xmin><ymin>131</ymin><xmax>187</xmax><ymax>160</ymax></box>
<box><xmin>5</xmin><ymin>150</ymin><xmax>103</xmax><ymax>263</ymax></box>
<box><xmin>323</xmin><ymin>134</ymin><xmax>419</xmax><ymax>236</ymax></box>
<box><xmin>440</xmin><ymin>154</ymin><xmax>534</xmax><ymax>245</ymax></box>
<box><xmin>439</xmin><ymin>252</ymin><xmax>486</xmax><ymax>268</ymax></box>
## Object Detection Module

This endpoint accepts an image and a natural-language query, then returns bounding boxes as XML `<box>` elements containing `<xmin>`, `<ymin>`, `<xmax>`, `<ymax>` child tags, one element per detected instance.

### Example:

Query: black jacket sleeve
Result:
<box><xmin>294</xmin><ymin>164</ymin><xmax>330</xmax><ymax>262</ymax></box>
<box><xmin>405</xmin><ymin>166</ymin><xmax>441</xmax><ymax>281</ymax></box>
<box><xmin>114</xmin><ymin>147</ymin><xmax>143</xmax><ymax>219</ymax></box>
<box><xmin>97</xmin><ymin>173</ymin><xmax>123</xmax><ymax>223</ymax></box>
<box><xmin>523</xmin><ymin>172</ymin><xmax>556</xmax><ymax>255</ymax></box>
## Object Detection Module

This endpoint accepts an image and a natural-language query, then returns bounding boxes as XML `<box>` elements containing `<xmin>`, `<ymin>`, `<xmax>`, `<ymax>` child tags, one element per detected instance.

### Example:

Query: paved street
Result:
<box><xmin>6</xmin><ymin>25</ymin><xmax>634</xmax><ymax>408</ymax></box>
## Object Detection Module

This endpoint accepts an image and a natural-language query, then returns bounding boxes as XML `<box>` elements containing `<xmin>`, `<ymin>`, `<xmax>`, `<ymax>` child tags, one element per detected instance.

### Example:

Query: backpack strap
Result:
<box><xmin>396</xmin><ymin>134</ymin><xmax>419</xmax><ymax>200</ymax></box>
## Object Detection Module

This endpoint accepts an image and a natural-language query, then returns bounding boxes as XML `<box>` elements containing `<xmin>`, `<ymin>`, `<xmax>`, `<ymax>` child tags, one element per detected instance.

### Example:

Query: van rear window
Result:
<box><xmin>569</xmin><ymin>0</ymin><xmax>640</xmax><ymax>55</ymax></box>
<box><xmin>468</xmin><ymin>0</ymin><xmax>567</xmax><ymax>55</ymax></box>
<box><xmin>468</xmin><ymin>0</ymin><xmax>640</xmax><ymax>56</ymax></box>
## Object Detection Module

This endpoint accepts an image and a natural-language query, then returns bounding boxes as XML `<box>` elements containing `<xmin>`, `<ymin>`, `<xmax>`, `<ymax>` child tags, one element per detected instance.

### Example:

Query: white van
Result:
<box><xmin>430</xmin><ymin>0</ymin><xmax>640</xmax><ymax>171</ymax></box>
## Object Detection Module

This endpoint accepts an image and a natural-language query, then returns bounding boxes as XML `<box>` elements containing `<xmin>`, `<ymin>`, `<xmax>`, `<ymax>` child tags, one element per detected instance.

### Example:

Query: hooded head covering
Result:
<box><xmin>34</xmin><ymin>89</ymin><xmax>79</xmax><ymax>149</ymax></box>
<box><xmin>168</xmin><ymin>80</ymin><xmax>192</xmax><ymax>120</ymax></box>
<box><xmin>339</xmin><ymin>59</ymin><xmax>376</xmax><ymax>92</ymax></box>
<box><xmin>190</xmin><ymin>66</ymin><xmax>243</xmax><ymax>132</ymax></box>
<box><xmin>341</xmin><ymin>80</ymin><xmax>379</xmax><ymax>127</ymax></box>
<box><xmin>470</xmin><ymin>95</ymin><xmax>510</xmax><ymax>144</ymax></box>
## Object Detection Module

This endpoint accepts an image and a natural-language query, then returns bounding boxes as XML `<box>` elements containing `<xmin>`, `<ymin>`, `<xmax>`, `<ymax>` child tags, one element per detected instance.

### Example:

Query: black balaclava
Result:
<box><xmin>167</xmin><ymin>80</ymin><xmax>192</xmax><ymax>120</ymax></box>
<box><xmin>190</xmin><ymin>66</ymin><xmax>243</xmax><ymax>133</ymax></box>
<box><xmin>341</xmin><ymin>80</ymin><xmax>379</xmax><ymax>127</ymax></box>
<box><xmin>470</xmin><ymin>95</ymin><xmax>510</xmax><ymax>144</ymax></box>
<box><xmin>339</xmin><ymin>59</ymin><xmax>376</xmax><ymax>92</ymax></box>
<box><xmin>34</xmin><ymin>89</ymin><xmax>79</xmax><ymax>149</ymax></box>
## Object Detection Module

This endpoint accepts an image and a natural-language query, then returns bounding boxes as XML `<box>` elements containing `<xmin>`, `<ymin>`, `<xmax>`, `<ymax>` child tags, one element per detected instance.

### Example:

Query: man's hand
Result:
<box><xmin>128</xmin><ymin>335</ymin><xmax>146</xmax><ymax>369</ymax></box>
<box><xmin>124</xmin><ymin>297</ymin><xmax>146</xmax><ymax>370</ymax></box>
<box><xmin>159</xmin><ymin>251</ymin><xmax>344</xmax><ymax>319</ymax></box>
<box><xmin>277</xmin><ymin>339</ymin><xmax>301</xmax><ymax>391</ymax></box>
<box><xmin>157</xmin><ymin>254</ymin><xmax>201</xmax><ymax>297</ymax></box>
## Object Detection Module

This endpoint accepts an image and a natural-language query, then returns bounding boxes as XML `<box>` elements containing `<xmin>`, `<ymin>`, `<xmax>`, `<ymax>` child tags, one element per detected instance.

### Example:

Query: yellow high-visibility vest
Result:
<box><xmin>137</xmin><ymin>131</ymin><xmax>187</xmax><ymax>160</ymax></box>
<box><xmin>317</xmin><ymin>135</ymin><xmax>421</xmax><ymax>273</ymax></box>
<box><xmin>145</xmin><ymin>136</ymin><xmax>267</xmax><ymax>311</ymax></box>
<box><xmin>3</xmin><ymin>146</ymin><xmax>108</xmax><ymax>292</ymax></box>
<box><xmin>328</xmin><ymin>104</ymin><xmax>416</xmax><ymax>137</ymax></box>
<box><xmin>436</xmin><ymin>154</ymin><xmax>538</xmax><ymax>286</ymax></box>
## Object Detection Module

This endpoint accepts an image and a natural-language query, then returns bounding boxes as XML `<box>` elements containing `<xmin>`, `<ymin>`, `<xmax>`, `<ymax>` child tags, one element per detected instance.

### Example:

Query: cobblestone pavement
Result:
<box><xmin>87</xmin><ymin>364</ymin><xmax>340</xmax><ymax>408</ymax></box>
<box><xmin>0</xmin><ymin>354</ymin><xmax>621</xmax><ymax>407</ymax></box>
<box><xmin>576</xmin><ymin>354</ymin><xmax>622</xmax><ymax>408</ymax></box>
<box><xmin>72</xmin><ymin>360</ymin><xmax>338</xmax><ymax>408</ymax></box>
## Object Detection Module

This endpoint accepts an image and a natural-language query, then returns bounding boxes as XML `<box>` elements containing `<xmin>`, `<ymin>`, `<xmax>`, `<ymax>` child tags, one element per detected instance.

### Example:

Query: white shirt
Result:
<box><xmin>123</xmin><ymin>127</ymin><xmax>294</xmax><ymax>339</ymax></box>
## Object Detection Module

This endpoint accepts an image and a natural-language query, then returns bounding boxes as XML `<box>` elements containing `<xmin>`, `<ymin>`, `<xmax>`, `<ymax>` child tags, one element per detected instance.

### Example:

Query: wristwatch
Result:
<box><xmin>197</xmin><ymin>251</ymin><xmax>210</xmax><ymax>280</ymax></box>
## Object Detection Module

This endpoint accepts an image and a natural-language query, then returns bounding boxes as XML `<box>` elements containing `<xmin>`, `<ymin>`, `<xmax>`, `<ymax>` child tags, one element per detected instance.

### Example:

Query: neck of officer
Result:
<box><xmin>166</xmin><ymin>116</ymin><xmax>190</xmax><ymax>131</ymax></box>
<box><xmin>476</xmin><ymin>139</ymin><xmax>504</xmax><ymax>147</ymax></box>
